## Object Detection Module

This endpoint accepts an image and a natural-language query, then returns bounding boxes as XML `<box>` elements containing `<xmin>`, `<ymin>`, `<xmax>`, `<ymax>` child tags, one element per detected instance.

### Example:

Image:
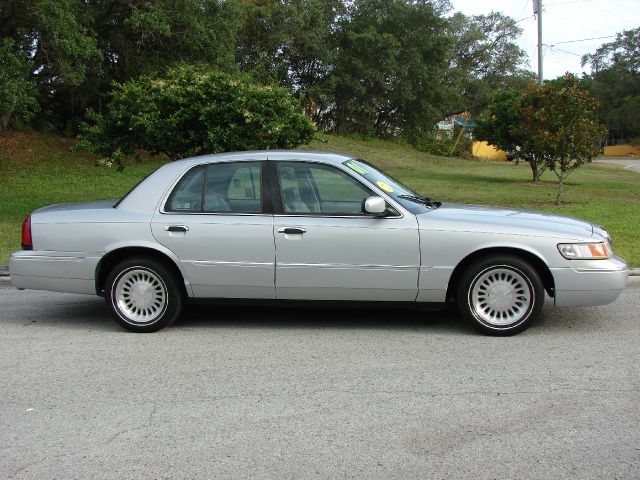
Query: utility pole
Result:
<box><xmin>534</xmin><ymin>0</ymin><xmax>543</xmax><ymax>85</ymax></box>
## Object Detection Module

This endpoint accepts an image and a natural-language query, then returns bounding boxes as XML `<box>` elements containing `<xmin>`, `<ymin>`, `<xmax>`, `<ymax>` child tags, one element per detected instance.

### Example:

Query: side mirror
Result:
<box><xmin>364</xmin><ymin>196</ymin><xmax>387</xmax><ymax>215</ymax></box>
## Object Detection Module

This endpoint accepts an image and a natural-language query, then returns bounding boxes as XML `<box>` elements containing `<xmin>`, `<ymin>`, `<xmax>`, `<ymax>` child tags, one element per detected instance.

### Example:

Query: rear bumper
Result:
<box><xmin>551</xmin><ymin>255</ymin><xmax>628</xmax><ymax>307</ymax></box>
<box><xmin>9</xmin><ymin>250</ymin><xmax>99</xmax><ymax>295</ymax></box>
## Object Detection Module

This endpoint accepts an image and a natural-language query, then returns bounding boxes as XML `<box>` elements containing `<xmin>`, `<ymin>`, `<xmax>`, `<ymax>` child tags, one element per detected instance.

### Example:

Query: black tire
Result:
<box><xmin>105</xmin><ymin>256</ymin><xmax>183</xmax><ymax>333</ymax></box>
<box><xmin>456</xmin><ymin>255</ymin><xmax>544</xmax><ymax>336</ymax></box>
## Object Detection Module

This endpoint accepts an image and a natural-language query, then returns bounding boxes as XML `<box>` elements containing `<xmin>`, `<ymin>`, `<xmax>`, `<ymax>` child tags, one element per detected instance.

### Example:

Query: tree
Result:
<box><xmin>474</xmin><ymin>89</ymin><xmax>547</xmax><ymax>181</ymax></box>
<box><xmin>0</xmin><ymin>0</ymin><xmax>243</xmax><ymax>130</ymax></box>
<box><xmin>329</xmin><ymin>0</ymin><xmax>449</xmax><ymax>139</ymax></box>
<box><xmin>77</xmin><ymin>66</ymin><xmax>316</xmax><ymax>170</ymax></box>
<box><xmin>475</xmin><ymin>75</ymin><xmax>606</xmax><ymax>203</ymax></box>
<box><xmin>0</xmin><ymin>38</ymin><xmax>38</xmax><ymax>130</ymax></box>
<box><xmin>0</xmin><ymin>0</ymin><xmax>100</xmax><ymax>128</ymax></box>
<box><xmin>0</xmin><ymin>0</ymin><xmax>537</xmax><ymax>142</ymax></box>
<box><xmin>518</xmin><ymin>75</ymin><xmax>607</xmax><ymax>204</ymax></box>
<box><xmin>582</xmin><ymin>27</ymin><xmax>640</xmax><ymax>143</ymax></box>
<box><xmin>234</xmin><ymin>0</ymin><xmax>344</xmax><ymax>123</ymax></box>
<box><xmin>444</xmin><ymin>12</ymin><xmax>532</xmax><ymax>117</ymax></box>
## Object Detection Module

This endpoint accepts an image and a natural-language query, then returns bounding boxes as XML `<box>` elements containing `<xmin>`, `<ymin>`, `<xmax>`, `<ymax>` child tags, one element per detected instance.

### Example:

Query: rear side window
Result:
<box><xmin>165</xmin><ymin>162</ymin><xmax>263</xmax><ymax>214</ymax></box>
<box><xmin>165</xmin><ymin>166</ymin><xmax>206</xmax><ymax>212</ymax></box>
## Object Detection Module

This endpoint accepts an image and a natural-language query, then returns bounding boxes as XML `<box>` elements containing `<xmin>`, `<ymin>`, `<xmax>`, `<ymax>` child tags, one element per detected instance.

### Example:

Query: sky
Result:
<box><xmin>449</xmin><ymin>0</ymin><xmax>640</xmax><ymax>79</ymax></box>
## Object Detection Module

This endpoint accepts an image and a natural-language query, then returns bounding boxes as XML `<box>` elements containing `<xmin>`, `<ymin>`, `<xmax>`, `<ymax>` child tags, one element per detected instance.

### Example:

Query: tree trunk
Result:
<box><xmin>530</xmin><ymin>157</ymin><xmax>540</xmax><ymax>182</ymax></box>
<box><xmin>555</xmin><ymin>174</ymin><xmax>564</xmax><ymax>205</ymax></box>
<box><xmin>0</xmin><ymin>108</ymin><xmax>13</xmax><ymax>132</ymax></box>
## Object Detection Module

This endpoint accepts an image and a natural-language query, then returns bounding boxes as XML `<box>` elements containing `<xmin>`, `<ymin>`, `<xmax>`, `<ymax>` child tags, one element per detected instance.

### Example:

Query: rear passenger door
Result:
<box><xmin>151</xmin><ymin>159</ymin><xmax>276</xmax><ymax>299</ymax></box>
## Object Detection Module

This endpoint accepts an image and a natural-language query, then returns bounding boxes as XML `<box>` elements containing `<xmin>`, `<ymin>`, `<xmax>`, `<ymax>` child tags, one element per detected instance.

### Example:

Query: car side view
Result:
<box><xmin>10</xmin><ymin>151</ymin><xmax>628</xmax><ymax>335</ymax></box>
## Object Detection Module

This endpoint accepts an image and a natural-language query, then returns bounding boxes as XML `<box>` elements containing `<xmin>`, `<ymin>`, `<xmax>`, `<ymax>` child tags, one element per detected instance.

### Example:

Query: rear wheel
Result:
<box><xmin>457</xmin><ymin>255</ymin><xmax>544</xmax><ymax>336</ymax></box>
<box><xmin>105</xmin><ymin>257</ymin><xmax>183</xmax><ymax>332</ymax></box>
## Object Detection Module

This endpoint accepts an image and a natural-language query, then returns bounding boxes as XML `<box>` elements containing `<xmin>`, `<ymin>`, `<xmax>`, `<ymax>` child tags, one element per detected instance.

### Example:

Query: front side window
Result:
<box><xmin>277</xmin><ymin>162</ymin><xmax>372</xmax><ymax>215</ymax></box>
<box><xmin>165</xmin><ymin>162</ymin><xmax>262</xmax><ymax>214</ymax></box>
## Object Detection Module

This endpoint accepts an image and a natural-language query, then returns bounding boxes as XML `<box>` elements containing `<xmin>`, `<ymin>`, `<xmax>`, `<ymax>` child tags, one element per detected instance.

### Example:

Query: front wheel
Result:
<box><xmin>457</xmin><ymin>255</ymin><xmax>544</xmax><ymax>336</ymax></box>
<box><xmin>105</xmin><ymin>257</ymin><xmax>183</xmax><ymax>333</ymax></box>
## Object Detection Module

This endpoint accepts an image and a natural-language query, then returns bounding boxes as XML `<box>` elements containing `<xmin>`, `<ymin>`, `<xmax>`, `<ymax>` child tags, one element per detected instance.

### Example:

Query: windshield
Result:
<box><xmin>343</xmin><ymin>159</ymin><xmax>438</xmax><ymax>214</ymax></box>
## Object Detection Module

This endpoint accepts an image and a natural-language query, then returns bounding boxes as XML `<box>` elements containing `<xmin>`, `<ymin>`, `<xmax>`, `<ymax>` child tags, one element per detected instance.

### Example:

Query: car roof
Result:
<box><xmin>173</xmin><ymin>150</ymin><xmax>357</xmax><ymax>167</ymax></box>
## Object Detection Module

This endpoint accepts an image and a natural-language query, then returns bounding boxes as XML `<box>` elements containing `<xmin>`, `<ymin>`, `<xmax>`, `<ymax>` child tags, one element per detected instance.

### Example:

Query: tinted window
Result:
<box><xmin>165</xmin><ymin>166</ymin><xmax>206</xmax><ymax>212</ymax></box>
<box><xmin>204</xmin><ymin>163</ymin><xmax>262</xmax><ymax>213</ymax></box>
<box><xmin>277</xmin><ymin>162</ymin><xmax>372</xmax><ymax>215</ymax></box>
<box><xmin>165</xmin><ymin>162</ymin><xmax>262</xmax><ymax>214</ymax></box>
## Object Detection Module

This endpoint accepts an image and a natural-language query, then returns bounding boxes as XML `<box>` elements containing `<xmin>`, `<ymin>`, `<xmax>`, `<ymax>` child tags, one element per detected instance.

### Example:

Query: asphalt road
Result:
<box><xmin>1</xmin><ymin>283</ymin><xmax>639</xmax><ymax>479</ymax></box>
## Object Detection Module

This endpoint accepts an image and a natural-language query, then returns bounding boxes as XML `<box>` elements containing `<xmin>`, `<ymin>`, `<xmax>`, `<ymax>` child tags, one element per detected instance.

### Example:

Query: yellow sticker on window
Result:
<box><xmin>376</xmin><ymin>180</ymin><xmax>394</xmax><ymax>193</ymax></box>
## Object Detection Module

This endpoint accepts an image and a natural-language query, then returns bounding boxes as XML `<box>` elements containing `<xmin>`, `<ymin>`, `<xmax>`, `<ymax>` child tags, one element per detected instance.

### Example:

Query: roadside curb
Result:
<box><xmin>0</xmin><ymin>266</ymin><xmax>9</xmax><ymax>286</ymax></box>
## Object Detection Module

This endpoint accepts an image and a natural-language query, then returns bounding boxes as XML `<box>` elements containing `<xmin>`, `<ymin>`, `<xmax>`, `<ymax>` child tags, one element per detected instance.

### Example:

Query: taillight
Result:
<box><xmin>21</xmin><ymin>215</ymin><xmax>32</xmax><ymax>250</ymax></box>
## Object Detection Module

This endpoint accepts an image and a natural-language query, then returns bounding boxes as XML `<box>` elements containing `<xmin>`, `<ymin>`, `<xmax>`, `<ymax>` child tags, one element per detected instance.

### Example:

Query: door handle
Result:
<box><xmin>166</xmin><ymin>225</ymin><xmax>189</xmax><ymax>232</ymax></box>
<box><xmin>277</xmin><ymin>227</ymin><xmax>306</xmax><ymax>235</ymax></box>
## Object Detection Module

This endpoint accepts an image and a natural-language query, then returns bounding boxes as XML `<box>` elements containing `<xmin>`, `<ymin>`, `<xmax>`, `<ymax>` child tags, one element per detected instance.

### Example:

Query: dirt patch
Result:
<box><xmin>0</xmin><ymin>131</ymin><xmax>76</xmax><ymax>165</ymax></box>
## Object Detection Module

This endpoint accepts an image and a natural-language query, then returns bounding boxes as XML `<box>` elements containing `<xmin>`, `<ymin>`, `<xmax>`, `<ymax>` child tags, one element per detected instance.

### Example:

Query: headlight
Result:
<box><xmin>557</xmin><ymin>242</ymin><xmax>611</xmax><ymax>260</ymax></box>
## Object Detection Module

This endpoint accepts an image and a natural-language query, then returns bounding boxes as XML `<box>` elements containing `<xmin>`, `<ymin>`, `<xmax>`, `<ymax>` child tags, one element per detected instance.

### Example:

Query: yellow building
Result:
<box><xmin>471</xmin><ymin>141</ymin><xmax>508</xmax><ymax>161</ymax></box>
<box><xmin>603</xmin><ymin>145</ymin><xmax>640</xmax><ymax>156</ymax></box>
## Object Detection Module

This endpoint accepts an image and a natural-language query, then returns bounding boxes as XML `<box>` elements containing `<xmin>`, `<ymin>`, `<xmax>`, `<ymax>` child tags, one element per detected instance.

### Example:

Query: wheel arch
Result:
<box><xmin>445</xmin><ymin>247</ymin><xmax>555</xmax><ymax>302</ymax></box>
<box><xmin>95</xmin><ymin>246</ymin><xmax>191</xmax><ymax>297</ymax></box>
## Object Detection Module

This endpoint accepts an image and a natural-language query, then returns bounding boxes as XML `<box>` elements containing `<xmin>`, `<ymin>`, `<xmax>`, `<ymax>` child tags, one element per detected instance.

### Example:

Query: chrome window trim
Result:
<box><xmin>272</xmin><ymin>213</ymin><xmax>403</xmax><ymax>220</ymax></box>
<box><xmin>159</xmin><ymin>211</ymin><xmax>272</xmax><ymax>217</ymax></box>
<box><xmin>157</xmin><ymin>157</ymin><xmax>411</xmax><ymax>220</ymax></box>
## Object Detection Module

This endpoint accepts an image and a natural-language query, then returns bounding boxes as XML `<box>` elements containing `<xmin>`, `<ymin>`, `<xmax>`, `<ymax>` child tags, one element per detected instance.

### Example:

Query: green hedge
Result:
<box><xmin>78</xmin><ymin>66</ymin><xmax>316</xmax><ymax>169</ymax></box>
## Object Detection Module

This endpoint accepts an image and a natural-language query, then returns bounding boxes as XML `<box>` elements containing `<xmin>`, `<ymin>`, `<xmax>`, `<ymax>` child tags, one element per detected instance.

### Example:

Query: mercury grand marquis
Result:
<box><xmin>9</xmin><ymin>151</ymin><xmax>628</xmax><ymax>335</ymax></box>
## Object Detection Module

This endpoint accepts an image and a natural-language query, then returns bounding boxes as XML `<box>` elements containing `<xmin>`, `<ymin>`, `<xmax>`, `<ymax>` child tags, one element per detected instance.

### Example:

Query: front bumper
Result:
<box><xmin>551</xmin><ymin>255</ymin><xmax>628</xmax><ymax>307</ymax></box>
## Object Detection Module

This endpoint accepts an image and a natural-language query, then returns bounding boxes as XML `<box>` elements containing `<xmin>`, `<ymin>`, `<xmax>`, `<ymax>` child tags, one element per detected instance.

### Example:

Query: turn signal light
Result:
<box><xmin>557</xmin><ymin>242</ymin><xmax>610</xmax><ymax>260</ymax></box>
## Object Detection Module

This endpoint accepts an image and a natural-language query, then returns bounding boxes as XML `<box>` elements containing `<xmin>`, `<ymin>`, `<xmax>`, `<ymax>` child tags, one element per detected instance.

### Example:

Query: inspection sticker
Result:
<box><xmin>345</xmin><ymin>162</ymin><xmax>368</xmax><ymax>175</ymax></box>
<box><xmin>376</xmin><ymin>180</ymin><xmax>394</xmax><ymax>193</ymax></box>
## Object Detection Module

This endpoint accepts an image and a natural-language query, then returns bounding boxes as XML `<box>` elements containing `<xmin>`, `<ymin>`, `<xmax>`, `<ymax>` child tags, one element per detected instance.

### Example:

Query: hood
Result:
<box><xmin>417</xmin><ymin>203</ymin><xmax>595</xmax><ymax>241</ymax></box>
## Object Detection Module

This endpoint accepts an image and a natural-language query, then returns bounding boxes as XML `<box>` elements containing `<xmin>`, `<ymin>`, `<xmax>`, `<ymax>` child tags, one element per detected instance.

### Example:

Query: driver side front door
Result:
<box><xmin>272</xmin><ymin>161</ymin><xmax>420</xmax><ymax>301</ymax></box>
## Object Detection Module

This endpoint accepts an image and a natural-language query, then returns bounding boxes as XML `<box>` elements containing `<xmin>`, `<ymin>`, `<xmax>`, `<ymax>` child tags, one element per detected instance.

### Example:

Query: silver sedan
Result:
<box><xmin>9</xmin><ymin>151</ymin><xmax>628</xmax><ymax>335</ymax></box>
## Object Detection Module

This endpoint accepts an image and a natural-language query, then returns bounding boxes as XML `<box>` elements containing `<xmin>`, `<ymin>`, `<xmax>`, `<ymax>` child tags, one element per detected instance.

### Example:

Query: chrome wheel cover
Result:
<box><xmin>113</xmin><ymin>268</ymin><xmax>167</xmax><ymax>325</ymax></box>
<box><xmin>469</xmin><ymin>266</ymin><xmax>533</xmax><ymax>327</ymax></box>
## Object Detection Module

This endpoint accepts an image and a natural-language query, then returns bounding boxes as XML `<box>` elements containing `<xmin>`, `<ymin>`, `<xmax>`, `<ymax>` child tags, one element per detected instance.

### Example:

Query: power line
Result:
<box><xmin>515</xmin><ymin>14</ymin><xmax>536</xmax><ymax>23</ymax></box>
<box><xmin>544</xmin><ymin>0</ymin><xmax>594</xmax><ymax>5</ymax></box>
<box><xmin>549</xmin><ymin>35</ymin><xmax>617</xmax><ymax>45</ymax></box>
<box><xmin>583</xmin><ymin>1</ymin><xmax>640</xmax><ymax>27</ymax></box>
<box><xmin>547</xmin><ymin>45</ymin><xmax>582</xmax><ymax>57</ymax></box>
<box><xmin>607</xmin><ymin>0</ymin><xmax>640</xmax><ymax>18</ymax></box>
<box><xmin>544</xmin><ymin>0</ymin><xmax>640</xmax><ymax>26</ymax></box>
<box><xmin>517</xmin><ymin>0</ymin><xmax>531</xmax><ymax>17</ymax></box>
<box><xmin>544</xmin><ymin>11</ymin><xmax>601</xmax><ymax>35</ymax></box>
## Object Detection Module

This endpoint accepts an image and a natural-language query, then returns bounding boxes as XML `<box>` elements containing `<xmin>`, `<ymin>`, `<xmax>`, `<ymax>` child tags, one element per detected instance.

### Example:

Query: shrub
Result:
<box><xmin>414</xmin><ymin>131</ymin><xmax>470</xmax><ymax>157</ymax></box>
<box><xmin>78</xmin><ymin>66</ymin><xmax>315</xmax><ymax>169</ymax></box>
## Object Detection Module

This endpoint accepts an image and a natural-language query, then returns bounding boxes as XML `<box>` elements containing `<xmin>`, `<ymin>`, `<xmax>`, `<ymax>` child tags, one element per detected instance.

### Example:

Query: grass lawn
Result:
<box><xmin>1</xmin><ymin>131</ymin><xmax>638</xmax><ymax>267</ymax></box>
